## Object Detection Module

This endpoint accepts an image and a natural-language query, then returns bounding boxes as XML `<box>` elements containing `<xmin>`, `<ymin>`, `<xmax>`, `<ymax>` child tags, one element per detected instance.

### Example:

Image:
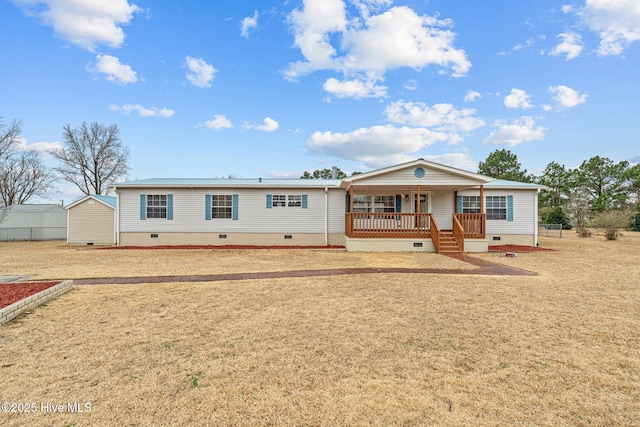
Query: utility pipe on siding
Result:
<box><xmin>115</xmin><ymin>190</ymin><xmax>120</xmax><ymax>246</ymax></box>
<box><xmin>324</xmin><ymin>187</ymin><xmax>328</xmax><ymax>246</ymax></box>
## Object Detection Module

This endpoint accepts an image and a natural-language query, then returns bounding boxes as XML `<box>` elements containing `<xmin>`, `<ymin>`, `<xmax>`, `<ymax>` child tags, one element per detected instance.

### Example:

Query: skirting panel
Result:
<box><xmin>346</xmin><ymin>238</ymin><xmax>436</xmax><ymax>252</ymax></box>
<box><xmin>119</xmin><ymin>232</ymin><xmax>345</xmax><ymax>247</ymax></box>
<box><xmin>486</xmin><ymin>234</ymin><xmax>535</xmax><ymax>247</ymax></box>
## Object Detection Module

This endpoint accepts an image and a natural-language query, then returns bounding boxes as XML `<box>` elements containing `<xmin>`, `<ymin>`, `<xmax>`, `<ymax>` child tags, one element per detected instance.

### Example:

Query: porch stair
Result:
<box><xmin>437</xmin><ymin>231</ymin><xmax>463</xmax><ymax>255</ymax></box>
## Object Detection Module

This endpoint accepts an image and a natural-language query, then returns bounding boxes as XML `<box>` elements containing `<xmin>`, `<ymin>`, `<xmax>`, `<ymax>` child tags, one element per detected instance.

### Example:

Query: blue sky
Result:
<box><xmin>1</xmin><ymin>0</ymin><xmax>639</xmax><ymax>203</ymax></box>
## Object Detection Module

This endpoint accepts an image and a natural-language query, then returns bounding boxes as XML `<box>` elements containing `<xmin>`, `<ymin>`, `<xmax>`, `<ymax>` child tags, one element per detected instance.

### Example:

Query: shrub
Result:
<box><xmin>592</xmin><ymin>209</ymin><xmax>630</xmax><ymax>241</ymax></box>
<box><xmin>546</xmin><ymin>206</ymin><xmax>572</xmax><ymax>230</ymax></box>
<box><xmin>631</xmin><ymin>203</ymin><xmax>640</xmax><ymax>232</ymax></box>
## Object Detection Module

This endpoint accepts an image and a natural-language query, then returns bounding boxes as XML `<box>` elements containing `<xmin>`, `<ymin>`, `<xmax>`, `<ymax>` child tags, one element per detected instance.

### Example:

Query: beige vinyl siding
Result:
<box><xmin>118</xmin><ymin>188</ymin><xmax>345</xmax><ymax>234</ymax></box>
<box><xmin>459</xmin><ymin>189</ymin><xmax>537</xmax><ymax>235</ymax></box>
<box><xmin>352</xmin><ymin>165</ymin><xmax>484</xmax><ymax>187</ymax></box>
<box><xmin>430</xmin><ymin>191</ymin><xmax>454</xmax><ymax>229</ymax></box>
<box><xmin>68</xmin><ymin>199</ymin><xmax>115</xmax><ymax>245</ymax></box>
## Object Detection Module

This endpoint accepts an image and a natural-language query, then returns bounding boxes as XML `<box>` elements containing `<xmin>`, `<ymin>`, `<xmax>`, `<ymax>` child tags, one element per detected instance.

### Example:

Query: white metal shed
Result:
<box><xmin>0</xmin><ymin>204</ymin><xmax>67</xmax><ymax>241</ymax></box>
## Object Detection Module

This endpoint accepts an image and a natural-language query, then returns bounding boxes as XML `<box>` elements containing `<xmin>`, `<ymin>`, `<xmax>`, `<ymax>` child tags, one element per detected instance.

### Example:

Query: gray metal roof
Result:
<box><xmin>112</xmin><ymin>178</ymin><xmax>343</xmax><ymax>188</ymax></box>
<box><xmin>485</xmin><ymin>179</ymin><xmax>546</xmax><ymax>189</ymax></box>
<box><xmin>3</xmin><ymin>204</ymin><xmax>64</xmax><ymax>212</ymax></box>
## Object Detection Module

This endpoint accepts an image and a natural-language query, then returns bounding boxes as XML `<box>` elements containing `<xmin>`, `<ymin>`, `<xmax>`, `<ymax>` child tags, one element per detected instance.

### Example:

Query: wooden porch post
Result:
<box><xmin>479</xmin><ymin>185</ymin><xmax>484</xmax><ymax>212</ymax></box>
<box><xmin>349</xmin><ymin>185</ymin><xmax>354</xmax><ymax>212</ymax></box>
<box><xmin>417</xmin><ymin>185</ymin><xmax>420</xmax><ymax>213</ymax></box>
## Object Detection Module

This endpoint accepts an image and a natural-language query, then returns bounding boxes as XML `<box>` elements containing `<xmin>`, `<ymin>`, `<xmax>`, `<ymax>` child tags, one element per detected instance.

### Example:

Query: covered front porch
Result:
<box><xmin>344</xmin><ymin>185</ymin><xmax>486</xmax><ymax>254</ymax></box>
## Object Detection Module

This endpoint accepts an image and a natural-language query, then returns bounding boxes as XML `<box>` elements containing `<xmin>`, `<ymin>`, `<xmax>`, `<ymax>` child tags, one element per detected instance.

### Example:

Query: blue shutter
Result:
<box><xmin>395</xmin><ymin>195</ymin><xmax>402</xmax><ymax>213</ymax></box>
<box><xmin>507</xmin><ymin>195</ymin><xmax>514</xmax><ymax>221</ymax></box>
<box><xmin>140</xmin><ymin>194</ymin><xmax>146</xmax><ymax>220</ymax></box>
<box><xmin>205</xmin><ymin>195</ymin><xmax>212</xmax><ymax>220</ymax></box>
<box><xmin>266</xmin><ymin>194</ymin><xmax>272</xmax><ymax>208</ymax></box>
<box><xmin>457</xmin><ymin>195</ymin><xmax>463</xmax><ymax>214</ymax></box>
<box><xmin>167</xmin><ymin>194</ymin><xmax>173</xmax><ymax>220</ymax></box>
<box><xmin>301</xmin><ymin>194</ymin><xmax>308</xmax><ymax>209</ymax></box>
<box><xmin>232</xmin><ymin>194</ymin><xmax>239</xmax><ymax>220</ymax></box>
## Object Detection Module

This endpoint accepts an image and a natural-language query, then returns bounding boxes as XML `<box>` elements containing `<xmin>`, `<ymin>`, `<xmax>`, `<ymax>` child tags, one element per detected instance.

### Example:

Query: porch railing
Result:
<box><xmin>430</xmin><ymin>215</ymin><xmax>441</xmax><ymax>252</ymax></box>
<box><xmin>452</xmin><ymin>215</ymin><xmax>465</xmax><ymax>253</ymax></box>
<box><xmin>453</xmin><ymin>213</ymin><xmax>486</xmax><ymax>239</ymax></box>
<box><xmin>345</xmin><ymin>212</ymin><xmax>431</xmax><ymax>238</ymax></box>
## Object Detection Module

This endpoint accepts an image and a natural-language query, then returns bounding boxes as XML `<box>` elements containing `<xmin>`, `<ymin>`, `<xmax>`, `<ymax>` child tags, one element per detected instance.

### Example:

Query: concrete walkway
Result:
<box><xmin>74</xmin><ymin>255</ymin><xmax>535</xmax><ymax>285</ymax></box>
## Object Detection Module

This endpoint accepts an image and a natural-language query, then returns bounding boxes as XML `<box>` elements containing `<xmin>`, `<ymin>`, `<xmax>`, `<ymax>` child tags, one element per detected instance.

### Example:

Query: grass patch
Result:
<box><xmin>0</xmin><ymin>233</ymin><xmax>639</xmax><ymax>425</ymax></box>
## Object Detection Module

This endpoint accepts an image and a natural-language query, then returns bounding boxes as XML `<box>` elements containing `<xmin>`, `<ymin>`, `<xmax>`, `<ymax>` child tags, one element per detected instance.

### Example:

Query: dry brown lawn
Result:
<box><xmin>0</xmin><ymin>232</ymin><xmax>639</xmax><ymax>426</ymax></box>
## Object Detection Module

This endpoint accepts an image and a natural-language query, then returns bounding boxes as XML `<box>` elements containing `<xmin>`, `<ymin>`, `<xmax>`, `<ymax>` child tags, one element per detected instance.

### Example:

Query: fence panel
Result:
<box><xmin>0</xmin><ymin>227</ymin><xmax>67</xmax><ymax>241</ymax></box>
<box><xmin>538</xmin><ymin>223</ymin><xmax>563</xmax><ymax>238</ymax></box>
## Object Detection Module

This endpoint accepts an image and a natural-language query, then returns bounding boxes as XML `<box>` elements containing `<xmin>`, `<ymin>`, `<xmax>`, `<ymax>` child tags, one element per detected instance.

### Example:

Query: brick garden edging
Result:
<box><xmin>0</xmin><ymin>280</ymin><xmax>73</xmax><ymax>325</ymax></box>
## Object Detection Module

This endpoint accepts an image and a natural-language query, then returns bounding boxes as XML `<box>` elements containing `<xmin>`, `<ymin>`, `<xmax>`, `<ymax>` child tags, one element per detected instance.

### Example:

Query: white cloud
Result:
<box><xmin>323</xmin><ymin>77</ymin><xmax>387</xmax><ymax>99</ymax></box>
<box><xmin>384</xmin><ymin>101</ymin><xmax>485</xmax><ymax>133</ymax></box>
<box><xmin>12</xmin><ymin>0</ymin><xmax>141</xmax><ymax>51</ymax></box>
<box><xmin>307</xmin><ymin>124</ymin><xmax>449</xmax><ymax>166</ymax></box>
<box><xmin>577</xmin><ymin>0</ymin><xmax>640</xmax><ymax>55</ymax></box>
<box><xmin>483</xmin><ymin>117</ymin><xmax>546</xmax><ymax>147</ymax></box>
<box><xmin>266</xmin><ymin>169</ymin><xmax>306</xmax><ymax>178</ymax></box>
<box><xmin>549</xmin><ymin>32</ymin><xmax>584</xmax><ymax>59</ymax></box>
<box><xmin>91</xmin><ymin>54</ymin><xmax>137</xmax><ymax>85</ymax></box>
<box><xmin>246</xmin><ymin>117</ymin><xmax>279</xmax><ymax>133</ymax></box>
<box><xmin>185</xmin><ymin>56</ymin><xmax>216</xmax><ymax>88</ymax></box>
<box><xmin>14</xmin><ymin>137</ymin><xmax>62</xmax><ymax>157</ymax></box>
<box><xmin>498</xmin><ymin>38</ymin><xmax>534</xmax><ymax>55</ymax></box>
<box><xmin>286</xmin><ymin>2</ymin><xmax>470</xmax><ymax>98</ymax></box>
<box><xmin>464</xmin><ymin>90</ymin><xmax>481</xmax><ymax>102</ymax></box>
<box><xmin>240</xmin><ymin>10</ymin><xmax>258</xmax><ymax>38</ymax></box>
<box><xmin>548</xmin><ymin>85</ymin><xmax>588</xmax><ymax>108</ymax></box>
<box><xmin>504</xmin><ymin>88</ymin><xmax>533</xmax><ymax>109</ymax></box>
<box><xmin>110</xmin><ymin>104</ymin><xmax>174</xmax><ymax>118</ymax></box>
<box><xmin>204</xmin><ymin>114</ymin><xmax>233</xmax><ymax>130</ymax></box>
<box><xmin>404</xmin><ymin>79</ymin><xmax>418</xmax><ymax>91</ymax></box>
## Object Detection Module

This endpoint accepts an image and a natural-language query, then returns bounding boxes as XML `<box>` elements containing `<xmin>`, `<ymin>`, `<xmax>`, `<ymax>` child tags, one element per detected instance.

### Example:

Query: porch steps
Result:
<box><xmin>437</xmin><ymin>231</ymin><xmax>463</xmax><ymax>255</ymax></box>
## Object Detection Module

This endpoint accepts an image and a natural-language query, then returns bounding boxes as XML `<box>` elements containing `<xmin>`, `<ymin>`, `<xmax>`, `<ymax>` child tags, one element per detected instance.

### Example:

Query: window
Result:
<box><xmin>272</xmin><ymin>195</ymin><xmax>302</xmax><ymax>207</ymax></box>
<box><xmin>212</xmin><ymin>195</ymin><xmax>232</xmax><ymax>219</ymax></box>
<box><xmin>353</xmin><ymin>195</ymin><xmax>371</xmax><ymax>213</ymax></box>
<box><xmin>374</xmin><ymin>195</ymin><xmax>395</xmax><ymax>213</ymax></box>
<box><xmin>462</xmin><ymin>196</ymin><xmax>481</xmax><ymax>214</ymax></box>
<box><xmin>272</xmin><ymin>195</ymin><xmax>286</xmax><ymax>207</ymax></box>
<box><xmin>353</xmin><ymin>195</ymin><xmax>395</xmax><ymax>213</ymax></box>
<box><xmin>287</xmin><ymin>195</ymin><xmax>301</xmax><ymax>207</ymax></box>
<box><xmin>486</xmin><ymin>196</ymin><xmax>507</xmax><ymax>220</ymax></box>
<box><xmin>147</xmin><ymin>195</ymin><xmax>167</xmax><ymax>219</ymax></box>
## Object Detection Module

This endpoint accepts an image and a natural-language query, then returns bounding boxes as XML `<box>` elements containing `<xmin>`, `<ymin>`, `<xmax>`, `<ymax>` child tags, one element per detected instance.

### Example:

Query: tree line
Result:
<box><xmin>478</xmin><ymin>149</ymin><xmax>640</xmax><ymax>233</ymax></box>
<box><xmin>1</xmin><ymin>116</ymin><xmax>130</xmax><ymax>212</ymax></box>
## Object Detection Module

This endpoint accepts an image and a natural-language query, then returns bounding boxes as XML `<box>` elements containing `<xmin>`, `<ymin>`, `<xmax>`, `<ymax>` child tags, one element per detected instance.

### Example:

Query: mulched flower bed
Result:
<box><xmin>0</xmin><ymin>282</ymin><xmax>61</xmax><ymax>309</ymax></box>
<box><xmin>99</xmin><ymin>245</ymin><xmax>346</xmax><ymax>250</ymax></box>
<box><xmin>488</xmin><ymin>245</ymin><xmax>555</xmax><ymax>253</ymax></box>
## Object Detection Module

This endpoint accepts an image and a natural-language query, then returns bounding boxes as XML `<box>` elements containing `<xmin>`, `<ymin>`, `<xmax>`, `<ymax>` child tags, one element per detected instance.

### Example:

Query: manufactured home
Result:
<box><xmin>110</xmin><ymin>159</ymin><xmax>545</xmax><ymax>253</ymax></box>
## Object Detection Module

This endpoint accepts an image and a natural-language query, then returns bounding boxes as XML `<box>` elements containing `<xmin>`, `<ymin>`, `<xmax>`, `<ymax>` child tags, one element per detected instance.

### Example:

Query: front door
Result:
<box><xmin>413</xmin><ymin>193</ymin><xmax>429</xmax><ymax>229</ymax></box>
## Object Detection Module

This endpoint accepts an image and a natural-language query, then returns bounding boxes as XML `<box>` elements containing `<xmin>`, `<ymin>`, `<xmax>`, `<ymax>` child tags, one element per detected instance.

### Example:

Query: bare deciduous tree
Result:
<box><xmin>51</xmin><ymin>122</ymin><xmax>130</xmax><ymax>195</ymax></box>
<box><xmin>1</xmin><ymin>150</ymin><xmax>55</xmax><ymax>206</ymax></box>
<box><xmin>0</xmin><ymin>118</ymin><xmax>55</xmax><ymax>222</ymax></box>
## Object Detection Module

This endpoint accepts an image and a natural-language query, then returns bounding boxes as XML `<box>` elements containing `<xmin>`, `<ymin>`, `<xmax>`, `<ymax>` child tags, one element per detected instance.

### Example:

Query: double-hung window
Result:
<box><xmin>287</xmin><ymin>195</ymin><xmax>302</xmax><ymax>207</ymax></box>
<box><xmin>486</xmin><ymin>196</ymin><xmax>507</xmax><ymax>220</ymax></box>
<box><xmin>353</xmin><ymin>195</ymin><xmax>395</xmax><ymax>213</ymax></box>
<box><xmin>272</xmin><ymin>195</ymin><xmax>287</xmax><ymax>207</ymax></box>
<box><xmin>353</xmin><ymin>195</ymin><xmax>371</xmax><ymax>213</ymax></box>
<box><xmin>212</xmin><ymin>195</ymin><xmax>232</xmax><ymax>219</ymax></box>
<box><xmin>461</xmin><ymin>196</ymin><xmax>481</xmax><ymax>214</ymax></box>
<box><xmin>147</xmin><ymin>195</ymin><xmax>167</xmax><ymax>219</ymax></box>
<box><xmin>374</xmin><ymin>195</ymin><xmax>395</xmax><ymax>213</ymax></box>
